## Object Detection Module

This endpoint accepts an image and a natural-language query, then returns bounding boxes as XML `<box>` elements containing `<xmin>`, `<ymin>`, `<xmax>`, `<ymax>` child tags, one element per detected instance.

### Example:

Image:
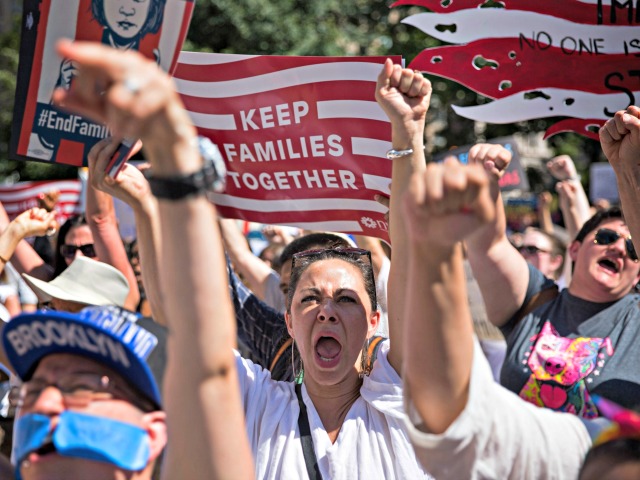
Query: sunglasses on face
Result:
<box><xmin>518</xmin><ymin>245</ymin><xmax>551</xmax><ymax>255</ymax></box>
<box><xmin>60</xmin><ymin>243</ymin><xmax>97</xmax><ymax>259</ymax></box>
<box><xmin>291</xmin><ymin>248</ymin><xmax>377</xmax><ymax>307</ymax></box>
<box><xmin>593</xmin><ymin>228</ymin><xmax>639</xmax><ymax>262</ymax></box>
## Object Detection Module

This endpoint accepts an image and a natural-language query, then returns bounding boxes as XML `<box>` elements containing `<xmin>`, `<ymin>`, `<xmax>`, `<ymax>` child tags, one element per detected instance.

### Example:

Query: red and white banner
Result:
<box><xmin>11</xmin><ymin>0</ymin><xmax>194</xmax><ymax>167</ymax></box>
<box><xmin>0</xmin><ymin>180</ymin><xmax>82</xmax><ymax>224</ymax></box>
<box><xmin>173</xmin><ymin>54</ymin><xmax>403</xmax><ymax>243</ymax></box>
<box><xmin>397</xmin><ymin>0</ymin><xmax>639</xmax><ymax>140</ymax></box>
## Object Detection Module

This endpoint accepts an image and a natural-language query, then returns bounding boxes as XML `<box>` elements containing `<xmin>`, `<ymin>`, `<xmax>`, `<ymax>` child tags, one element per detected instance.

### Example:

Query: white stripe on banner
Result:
<box><xmin>188</xmin><ymin>112</ymin><xmax>238</xmax><ymax>130</ymax></box>
<box><xmin>363</xmin><ymin>174</ymin><xmax>392</xmax><ymax>195</ymax></box>
<box><xmin>403</xmin><ymin>10</ymin><xmax>637</xmax><ymax>54</ymax></box>
<box><xmin>351</xmin><ymin>138</ymin><xmax>391</xmax><ymax>158</ymax></box>
<box><xmin>210</xmin><ymin>194</ymin><xmax>388</xmax><ymax>213</ymax></box>
<box><xmin>0</xmin><ymin>183</ymin><xmax>81</xmax><ymax>202</ymax></box>
<box><xmin>279</xmin><ymin>220</ymin><xmax>363</xmax><ymax>232</ymax></box>
<box><xmin>452</xmin><ymin>88</ymin><xmax>639</xmax><ymax>123</ymax></box>
<box><xmin>157</xmin><ymin>2</ymin><xmax>187</xmax><ymax>72</ymax></box>
<box><xmin>317</xmin><ymin>101</ymin><xmax>389</xmax><ymax>123</ymax></box>
<box><xmin>178</xmin><ymin>52</ymin><xmax>259</xmax><ymax>65</ymax></box>
<box><xmin>174</xmin><ymin>62</ymin><xmax>383</xmax><ymax>98</ymax></box>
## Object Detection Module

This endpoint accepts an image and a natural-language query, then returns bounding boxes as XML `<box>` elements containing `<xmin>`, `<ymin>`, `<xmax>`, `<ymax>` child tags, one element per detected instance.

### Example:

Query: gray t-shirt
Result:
<box><xmin>500</xmin><ymin>264</ymin><xmax>640</xmax><ymax>416</ymax></box>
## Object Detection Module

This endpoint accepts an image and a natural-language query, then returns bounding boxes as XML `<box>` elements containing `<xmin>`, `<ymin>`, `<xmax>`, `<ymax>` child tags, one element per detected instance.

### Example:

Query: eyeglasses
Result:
<box><xmin>593</xmin><ymin>228</ymin><xmax>639</xmax><ymax>262</ymax></box>
<box><xmin>60</xmin><ymin>243</ymin><xmax>97</xmax><ymax>259</ymax></box>
<box><xmin>518</xmin><ymin>245</ymin><xmax>551</xmax><ymax>255</ymax></box>
<box><xmin>291</xmin><ymin>248</ymin><xmax>377</xmax><ymax>307</ymax></box>
<box><xmin>9</xmin><ymin>373</ymin><xmax>154</xmax><ymax>412</ymax></box>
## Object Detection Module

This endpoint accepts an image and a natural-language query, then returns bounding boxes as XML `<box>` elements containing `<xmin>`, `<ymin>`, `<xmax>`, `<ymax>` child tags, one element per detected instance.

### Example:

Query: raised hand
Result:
<box><xmin>599</xmin><ymin>106</ymin><xmax>640</xmax><ymax>170</ymax></box>
<box><xmin>10</xmin><ymin>208</ymin><xmax>58</xmax><ymax>239</ymax></box>
<box><xmin>547</xmin><ymin>154</ymin><xmax>578</xmax><ymax>181</ymax></box>
<box><xmin>375</xmin><ymin>59</ymin><xmax>432</xmax><ymax>140</ymax></box>
<box><xmin>403</xmin><ymin>158</ymin><xmax>495</xmax><ymax>247</ymax></box>
<box><xmin>87</xmin><ymin>137</ymin><xmax>152</xmax><ymax>211</ymax></box>
<box><xmin>467</xmin><ymin>143</ymin><xmax>512</xmax><ymax>181</ymax></box>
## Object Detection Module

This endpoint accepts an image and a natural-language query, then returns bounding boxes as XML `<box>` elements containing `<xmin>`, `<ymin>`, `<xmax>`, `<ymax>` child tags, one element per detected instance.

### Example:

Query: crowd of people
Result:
<box><xmin>0</xmin><ymin>37</ymin><xmax>638</xmax><ymax>480</ymax></box>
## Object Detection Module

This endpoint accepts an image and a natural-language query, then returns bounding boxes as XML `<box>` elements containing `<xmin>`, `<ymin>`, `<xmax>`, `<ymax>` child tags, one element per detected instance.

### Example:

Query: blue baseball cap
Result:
<box><xmin>2</xmin><ymin>306</ymin><xmax>166</xmax><ymax>409</ymax></box>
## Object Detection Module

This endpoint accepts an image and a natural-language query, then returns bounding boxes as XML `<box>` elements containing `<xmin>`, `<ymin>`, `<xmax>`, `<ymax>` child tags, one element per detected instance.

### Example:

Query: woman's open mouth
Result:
<box><xmin>314</xmin><ymin>336</ymin><xmax>342</xmax><ymax>368</ymax></box>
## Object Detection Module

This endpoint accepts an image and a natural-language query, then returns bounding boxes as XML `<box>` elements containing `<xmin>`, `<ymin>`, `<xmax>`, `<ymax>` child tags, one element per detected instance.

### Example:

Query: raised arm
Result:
<box><xmin>87</xmin><ymin>139</ymin><xmax>167</xmax><ymax>325</ymax></box>
<box><xmin>0</xmin><ymin>208</ymin><xmax>57</xmax><ymax>280</ymax></box>
<box><xmin>53</xmin><ymin>40</ymin><xmax>254</xmax><ymax>479</ymax></box>
<box><xmin>548</xmin><ymin>155</ymin><xmax>592</xmax><ymax>239</ymax></box>
<box><xmin>600</xmin><ymin>106</ymin><xmax>640</xmax><ymax>242</ymax></box>
<box><xmin>375</xmin><ymin>59</ymin><xmax>431</xmax><ymax>373</ymax></box>
<box><xmin>219</xmin><ymin>218</ymin><xmax>277</xmax><ymax>302</ymax></box>
<box><xmin>85</xmin><ymin>173</ymin><xmax>140</xmax><ymax>311</ymax></box>
<box><xmin>401</xmin><ymin>159</ymin><xmax>591</xmax><ymax>479</ymax></box>
<box><xmin>403</xmin><ymin>158</ymin><xmax>494</xmax><ymax>432</ymax></box>
<box><xmin>0</xmin><ymin>203</ymin><xmax>55</xmax><ymax>281</ymax></box>
<box><xmin>464</xmin><ymin>144</ymin><xmax>530</xmax><ymax>327</ymax></box>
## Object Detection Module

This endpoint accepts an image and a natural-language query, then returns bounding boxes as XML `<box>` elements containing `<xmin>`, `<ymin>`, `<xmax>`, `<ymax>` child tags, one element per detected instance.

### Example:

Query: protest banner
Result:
<box><xmin>173</xmin><ymin>53</ymin><xmax>403</xmax><ymax>243</ymax></box>
<box><xmin>396</xmin><ymin>0</ymin><xmax>639</xmax><ymax>140</ymax></box>
<box><xmin>10</xmin><ymin>0</ymin><xmax>194</xmax><ymax>167</ymax></box>
<box><xmin>432</xmin><ymin>136</ymin><xmax>528</xmax><ymax>192</ymax></box>
<box><xmin>0</xmin><ymin>180</ymin><xmax>82</xmax><ymax>224</ymax></box>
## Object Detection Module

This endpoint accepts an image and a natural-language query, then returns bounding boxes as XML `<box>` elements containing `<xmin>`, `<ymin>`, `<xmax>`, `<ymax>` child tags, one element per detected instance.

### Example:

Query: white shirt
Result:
<box><xmin>237</xmin><ymin>340</ymin><xmax>433</xmax><ymax>479</ymax></box>
<box><xmin>403</xmin><ymin>341</ymin><xmax>592</xmax><ymax>480</ymax></box>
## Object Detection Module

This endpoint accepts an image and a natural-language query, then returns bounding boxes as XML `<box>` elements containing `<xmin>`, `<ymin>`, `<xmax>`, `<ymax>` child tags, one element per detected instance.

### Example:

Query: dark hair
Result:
<box><xmin>575</xmin><ymin>207</ymin><xmax>624</xmax><ymax>243</ymax></box>
<box><xmin>286</xmin><ymin>249</ymin><xmax>377</xmax><ymax>313</ymax></box>
<box><xmin>279</xmin><ymin>233</ymin><xmax>353</xmax><ymax>266</ymax></box>
<box><xmin>579</xmin><ymin>439</ymin><xmax>640</xmax><ymax>480</ymax></box>
<box><xmin>53</xmin><ymin>214</ymin><xmax>90</xmax><ymax>278</ymax></box>
<box><xmin>91</xmin><ymin>0</ymin><xmax>166</xmax><ymax>38</ymax></box>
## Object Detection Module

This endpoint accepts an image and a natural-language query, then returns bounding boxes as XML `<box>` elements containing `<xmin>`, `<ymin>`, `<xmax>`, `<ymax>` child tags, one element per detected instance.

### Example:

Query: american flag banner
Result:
<box><xmin>0</xmin><ymin>180</ymin><xmax>82</xmax><ymax>224</ymax></box>
<box><xmin>396</xmin><ymin>0</ymin><xmax>639</xmax><ymax>140</ymax></box>
<box><xmin>10</xmin><ymin>0</ymin><xmax>194</xmax><ymax>167</ymax></box>
<box><xmin>173</xmin><ymin>53</ymin><xmax>403</xmax><ymax>244</ymax></box>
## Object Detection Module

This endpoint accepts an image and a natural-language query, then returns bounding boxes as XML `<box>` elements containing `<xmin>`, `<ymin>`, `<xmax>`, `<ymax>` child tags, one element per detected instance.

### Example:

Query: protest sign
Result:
<box><xmin>173</xmin><ymin>54</ymin><xmax>403</xmax><ymax>243</ymax></box>
<box><xmin>589</xmin><ymin>162</ymin><xmax>619</xmax><ymax>203</ymax></box>
<box><xmin>10</xmin><ymin>0</ymin><xmax>194</xmax><ymax>167</ymax></box>
<box><xmin>396</xmin><ymin>0</ymin><xmax>639</xmax><ymax>140</ymax></box>
<box><xmin>433</xmin><ymin>136</ymin><xmax>529</xmax><ymax>192</ymax></box>
<box><xmin>0</xmin><ymin>180</ymin><xmax>82</xmax><ymax>224</ymax></box>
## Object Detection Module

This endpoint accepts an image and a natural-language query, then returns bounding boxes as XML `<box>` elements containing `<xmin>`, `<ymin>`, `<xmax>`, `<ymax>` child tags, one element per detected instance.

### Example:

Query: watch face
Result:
<box><xmin>198</xmin><ymin>136</ymin><xmax>227</xmax><ymax>193</ymax></box>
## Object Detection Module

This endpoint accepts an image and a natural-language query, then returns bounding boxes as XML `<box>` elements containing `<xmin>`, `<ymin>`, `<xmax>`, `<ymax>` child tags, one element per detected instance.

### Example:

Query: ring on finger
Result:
<box><xmin>123</xmin><ymin>77</ymin><xmax>142</xmax><ymax>96</ymax></box>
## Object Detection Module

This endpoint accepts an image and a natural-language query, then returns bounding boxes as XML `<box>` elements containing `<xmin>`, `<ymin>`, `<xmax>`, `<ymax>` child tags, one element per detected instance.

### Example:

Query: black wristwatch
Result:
<box><xmin>146</xmin><ymin>136</ymin><xmax>227</xmax><ymax>201</ymax></box>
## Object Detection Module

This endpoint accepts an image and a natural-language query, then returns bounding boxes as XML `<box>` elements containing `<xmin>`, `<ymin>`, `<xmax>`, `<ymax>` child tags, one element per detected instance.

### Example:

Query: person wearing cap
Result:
<box><xmin>2</xmin><ymin>306</ymin><xmax>167</xmax><ymax>480</ymax></box>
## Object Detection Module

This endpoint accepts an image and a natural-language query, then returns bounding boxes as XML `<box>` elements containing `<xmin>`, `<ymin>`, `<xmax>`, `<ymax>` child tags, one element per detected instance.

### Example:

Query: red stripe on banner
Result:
<box><xmin>391</xmin><ymin>0</ymin><xmax>625</xmax><ymax>26</ymax></box>
<box><xmin>544</xmin><ymin>118</ymin><xmax>603</xmax><ymax>141</ymax></box>
<box><xmin>18</xmin><ymin>0</ymin><xmax>52</xmax><ymax>156</ymax></box>
<box><xmin>409</xmin><ymin>38</ymin><xmax>637</xmax><ymax>99</ymax></box>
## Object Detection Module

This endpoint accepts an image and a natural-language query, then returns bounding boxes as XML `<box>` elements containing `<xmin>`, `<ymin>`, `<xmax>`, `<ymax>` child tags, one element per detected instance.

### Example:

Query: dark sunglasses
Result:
<box><xmin>593</xmin><ymin>228</ymin><xmax>639</xmax><ymax>262</ymax></box>
<box><xmin>518</xmin><ymin>245</ymin><xmax>551</xmax><ymax>255</ymax></box>
<box><xmin>291</xmin><ymin>248</ymin><xmax>377</xmax><ymax>306</ymax></box>
<box><xmin>60</xmin><ymin>243</ymin><xmax>97</xmax><ymax>259</ymax></box>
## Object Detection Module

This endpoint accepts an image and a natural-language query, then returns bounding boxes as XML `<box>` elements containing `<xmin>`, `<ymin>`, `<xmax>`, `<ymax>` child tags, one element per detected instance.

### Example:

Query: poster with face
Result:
<box><xmin>10</xmin><ymin>0</ymin><xmax>194</xmax><ymax>167</ymax></box>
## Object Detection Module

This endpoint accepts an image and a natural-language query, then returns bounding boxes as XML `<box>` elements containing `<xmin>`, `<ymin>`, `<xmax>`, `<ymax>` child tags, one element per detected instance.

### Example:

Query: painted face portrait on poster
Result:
<box><xmin>10</xmin><ymin>0</ymin><xmax>193</xmax><ymax>167</ymax></box>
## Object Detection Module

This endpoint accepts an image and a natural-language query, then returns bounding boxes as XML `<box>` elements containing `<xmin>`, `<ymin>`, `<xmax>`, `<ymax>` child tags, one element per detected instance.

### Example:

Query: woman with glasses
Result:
<box><xmin>0</xmin><ymin>187</ymin><xmax>139</xmax><ymax>312</ymax></box>
<box><xmin>52</xmin><ymin>40</ymin><xmax>434</xmax><ymax>478</ymax></box>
